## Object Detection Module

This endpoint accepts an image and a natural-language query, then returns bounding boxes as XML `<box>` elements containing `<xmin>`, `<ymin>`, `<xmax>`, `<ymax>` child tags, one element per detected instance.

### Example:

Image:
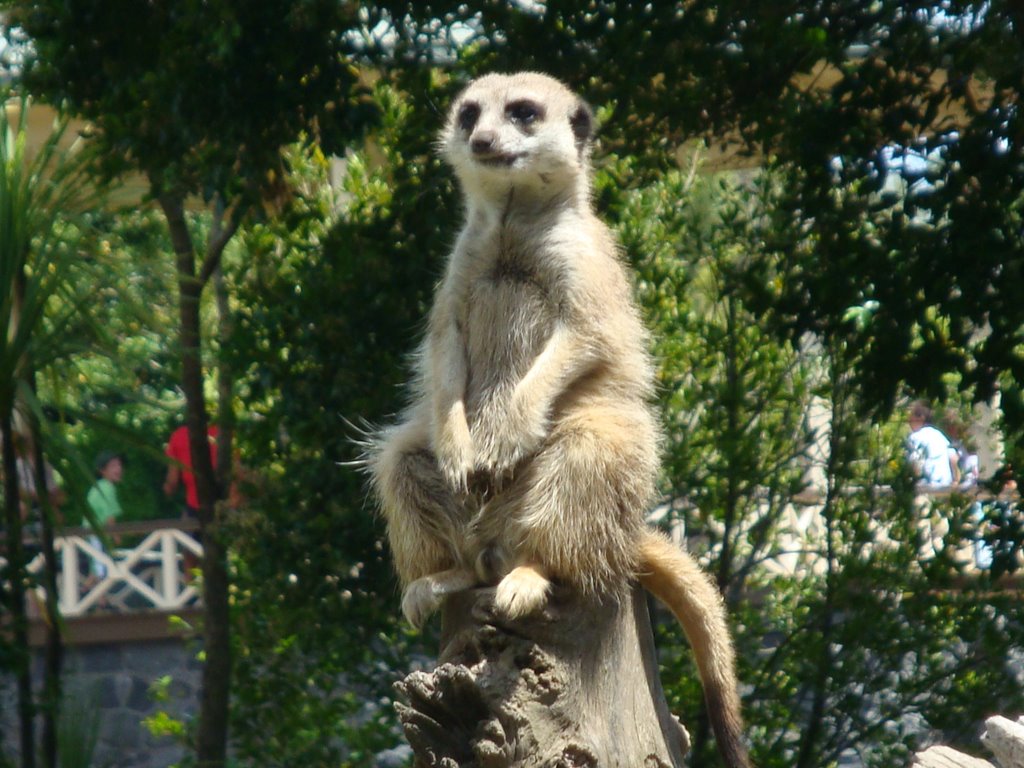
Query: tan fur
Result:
<box><xmin>365</xmin><ymin>72</ymin><xmax>750</xmax><ymax>767</ymax></box>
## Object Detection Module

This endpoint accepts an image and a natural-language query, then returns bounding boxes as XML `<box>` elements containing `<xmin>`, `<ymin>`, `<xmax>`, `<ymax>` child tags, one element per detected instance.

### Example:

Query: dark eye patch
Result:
<box><xmin>506</xmin><ymin>99</ymin><xmax>545</xmax><ymax>126</ymax></box>
<box><xmin>457</xmin><ymin>102</ymin><xmax>481</xmax><ymax>131</ymax></box>
<box><xmin>570</xmin><ymin>102</ymin><xmax>594</xmax><ymax>147</ymax></box>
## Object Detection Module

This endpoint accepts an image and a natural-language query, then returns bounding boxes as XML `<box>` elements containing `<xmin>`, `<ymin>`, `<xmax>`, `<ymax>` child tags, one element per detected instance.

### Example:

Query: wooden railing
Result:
<box><xmin>5</xmin><ymin>519</ymin><xmax>203</xmax><ymax>618</ymax></box>
<box><xmin>7</xmin><ymin>486</ymin><xmax>1018</xmax><ymax>620</ymax></box>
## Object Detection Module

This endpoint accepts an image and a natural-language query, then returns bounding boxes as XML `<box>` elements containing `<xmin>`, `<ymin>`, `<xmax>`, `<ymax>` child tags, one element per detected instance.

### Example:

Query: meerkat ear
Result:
<box><xmin>569</xmin><ymin>101</ymin><xmax>594</xmax><ymax>150</ymax></box>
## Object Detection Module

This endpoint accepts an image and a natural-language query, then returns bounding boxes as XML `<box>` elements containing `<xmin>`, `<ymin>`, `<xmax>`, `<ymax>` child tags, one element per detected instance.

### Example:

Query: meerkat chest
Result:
<box><xmin>458</xmin><ymin>230</ymin><xmax>561</xmax><ymax>392</ymax></box>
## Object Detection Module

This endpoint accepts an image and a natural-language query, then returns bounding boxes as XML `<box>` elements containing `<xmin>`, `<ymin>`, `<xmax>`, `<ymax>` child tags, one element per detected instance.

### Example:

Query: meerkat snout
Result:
<box><xmin>470</xmin><ymin>131</ymin><xmax>497</xmax><ymax>155</ymax></box>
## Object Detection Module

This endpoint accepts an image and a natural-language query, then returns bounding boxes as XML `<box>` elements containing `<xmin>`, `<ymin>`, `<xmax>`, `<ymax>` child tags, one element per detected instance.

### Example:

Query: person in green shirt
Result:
<box><xmin>85</xmin><ymin>451</ymin><xmax>124</xmax><ymax>579</ymax></box>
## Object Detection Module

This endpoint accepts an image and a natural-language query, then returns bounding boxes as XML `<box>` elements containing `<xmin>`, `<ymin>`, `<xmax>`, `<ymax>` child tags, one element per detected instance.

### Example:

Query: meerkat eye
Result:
<box><xmin>506</xmin><ymin>100</ymin><xmax>544</xmax><ymax>126</ymax></box>
<box><xmin>457</xmin><ymin>102</ymin><xmax>480</xmax><ymax>132</ymax></box>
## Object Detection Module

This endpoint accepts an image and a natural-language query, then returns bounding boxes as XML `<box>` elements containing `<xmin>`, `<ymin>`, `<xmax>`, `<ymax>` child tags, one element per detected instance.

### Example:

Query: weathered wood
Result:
<box><xmin>395</xmin><ymin>584</ymin><xmax>688</xmax><ymax>768</ymax></box>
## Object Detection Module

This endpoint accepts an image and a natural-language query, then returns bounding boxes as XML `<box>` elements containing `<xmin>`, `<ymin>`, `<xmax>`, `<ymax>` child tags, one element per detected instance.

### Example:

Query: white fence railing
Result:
<box><xmin>9</xmin><ymin>521</ymin><xmax>203</xmax><ymax>617</ymax></box>
<box><xmin>7</xmin><ymin>487</ymin><xmax>1018</xmax><ymax>619</ymax></box>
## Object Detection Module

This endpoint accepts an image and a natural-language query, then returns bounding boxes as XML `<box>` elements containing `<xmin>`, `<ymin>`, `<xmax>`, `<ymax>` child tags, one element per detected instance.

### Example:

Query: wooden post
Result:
<box><xmin>395</xmin><ymin>584</ymin><xmax>689</xmax><ymax>767</ymax></box>
<box><xmin>162</xmin><ymin>530</ymin><xmax>180</xmax><ymax>601</ymax></box>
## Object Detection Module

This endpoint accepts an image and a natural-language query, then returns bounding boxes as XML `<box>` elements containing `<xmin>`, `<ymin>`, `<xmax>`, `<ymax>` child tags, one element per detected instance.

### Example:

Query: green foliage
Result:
<box><xmin>0</xmin><ymin>95</ymin><xmax>111</xmax><ymax>768</ymax></box>
<box><xmin>57</xmin><ymin>686</ymin><xmax>101</xmax><ymax>768</ymax></box>
<box><xmin>762</xmin><ymin>381</ymin><xmax>1023</xmax><ymax>768</ymax></box>
<box><xmin>616</xmin><ymin>164</ymin><xmax>814</xmax><ymax>765</ymax></box>
<box><xmin>225</xmin><ymin>71</ymin><xmax>463</xmax><ymax>765</ymax></box>
<box><xmin>44</xmin><ymin>207</ymin><xmax>186</xmax><ymax>522</ymax></box>
<box><xmin>143</xmin><ymin>674</ymin><xmax>188</xmax><ymax>743</ymax></box>
<box><xmin>8</xmin><ymin>0</ymin><xmax>378</xmax><ymax>201</ymax></box>
<box><xmin>653</xmin><ymin>2</ymin><xmax>1024</xmax><ymax>429</ymax></box>
<box><xmin>3</xmin><ymin>3</ymin><xmax>403</xmax><ymax>763</ymax></box>
<box><xmin>0</xmin><ymin>100</ymin><xmax>97</xmax><ymax>537</ymax></box>
<box><xmin>622</xmin><ymin>165</ymin><xmax>814</xmax><ymax>587</ymax></box>
<box><xmin>0</xmin><ymin>100</ymin><xmax>100</xmax><ymax>407</ymax></box>
<box><xmin>611</xmin><ymin>158</ymin><xmax>1024</xmax><ymax>766</ymax></box>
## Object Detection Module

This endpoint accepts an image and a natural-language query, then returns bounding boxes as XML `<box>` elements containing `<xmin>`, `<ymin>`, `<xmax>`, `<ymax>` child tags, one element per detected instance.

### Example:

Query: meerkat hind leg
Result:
<box><xmin>493</xmin><ymin>563</ymin><xmax>552</xmax><ymax>619</ymax></box>
<box><xmin>402</xmin><ymin>567</ymin><xmax>477</xmax><ymax>629</ymax></box>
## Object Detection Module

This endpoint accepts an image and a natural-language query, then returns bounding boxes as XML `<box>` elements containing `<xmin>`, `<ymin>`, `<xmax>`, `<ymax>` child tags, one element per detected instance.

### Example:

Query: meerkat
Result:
<box><xmin>365</xmin><ymin>72</ymin><xmax>750</xmax><ymax>768</ymax></box>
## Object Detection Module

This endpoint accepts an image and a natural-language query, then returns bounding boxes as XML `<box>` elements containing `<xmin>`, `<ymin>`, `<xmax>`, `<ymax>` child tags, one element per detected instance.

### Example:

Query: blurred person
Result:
<box><xmin>905</xmin><ymin>400</ymin><xmax>960</xmax><ymax>488</ymax></box>
<box><xmin>942</xmin><ymin>415</ymin><xmax>980</xmax><ymax>489</ymax></box>
<box><xmin>163</xmin><ymin>423</ymin><xmax>218</xmax><ymax>579</ymax></box>
<box><xmin>85</xmin><ymin>451</ymin><xmax>124</xmax><ymax>579</ymax></box>
<box><xmin>13</xmin><ymin>430</ymin><xmax>65</xmax><ymax>527</ymax></box>
<box><xmin>163</xmin><ymin>424</ymin><xmax>218</xmax><ymax>514</ymax></box>
<box><xmin>973</xmin><ymin>464</ymin><xmax>1020</xmax><ymax>571</ymax></box>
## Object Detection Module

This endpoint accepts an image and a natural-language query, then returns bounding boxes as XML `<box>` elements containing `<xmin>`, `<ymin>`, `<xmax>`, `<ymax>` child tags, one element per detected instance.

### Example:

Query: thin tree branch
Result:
<box><xmin>199</xmin><ymin>196</ymin><xmax>246</xmax><ymax>288</ymax></box>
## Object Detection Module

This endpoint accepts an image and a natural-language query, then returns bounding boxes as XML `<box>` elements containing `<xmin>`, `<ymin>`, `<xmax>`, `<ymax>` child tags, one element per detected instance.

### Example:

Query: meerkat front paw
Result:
<box><xmin>401</xmin><ymin>580</ymin><xmax>442</xmax><ymax>629</ymax></box>
<box><xmin>493</xmin><ymin>565</ymin><xmax>551</xmax><ymax>620</ymax></box>
<box><xmin>435</xmin><ymin>410</ymin><xmax>475</xmax><ymax>492</ymax></box>
<box><xmin>402</xmin><ymin>569</ymin><xmax>476</xmax><ymax>628</ymax></box>
<box><xmin>476</xmin><ymin>398</ymin><xmax>547</xmax><ymax>476</ymax></box>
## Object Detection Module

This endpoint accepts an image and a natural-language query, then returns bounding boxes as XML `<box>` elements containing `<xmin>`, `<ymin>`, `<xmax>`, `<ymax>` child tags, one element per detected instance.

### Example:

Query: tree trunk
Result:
<box><xmin>213</xmin><ymin>265</ymin><xmax>234</xmax><ymax>501</ymax></box>
<box><xmin>395</xmin><ymin>584</ymin><xmax>689</xmax><ymax>768</ymax></box>
<box><xmin>158</xmin><ymin>192</ymin><xmax>231</xmax><ymax>767</ymax></box>
<box><xmin>200</xmin><ymin>264</ymin><xmax>235</xmax><ymax>768</ymax></box>
<box><xmin>1</xmin><ymin>410</ymin><xmax>35</xmax><ymax>768</ymax></box>
<box><xmin>28</xmin><ymin>410</ymin><xmax>62</xmax><ymax>768</ymax></box>
<box><xmin>196</xmin><ymin>536</ymin><xmax>231</xmax><ymax>768</ymax></box>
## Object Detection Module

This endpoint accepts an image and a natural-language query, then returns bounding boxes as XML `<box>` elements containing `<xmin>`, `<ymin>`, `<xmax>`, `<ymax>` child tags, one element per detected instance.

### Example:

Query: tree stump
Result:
<box><xmin>394</xmin><ymin>583</ymin><xmax>689</xmax><ymax>768</ymax></box>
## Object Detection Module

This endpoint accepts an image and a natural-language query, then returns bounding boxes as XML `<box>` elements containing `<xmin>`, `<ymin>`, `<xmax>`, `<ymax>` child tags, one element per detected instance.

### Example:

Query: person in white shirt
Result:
<box><xmin>905</xmin><ymin>400</ymin><xmax>960</xmax><ymax>488</ymax></box>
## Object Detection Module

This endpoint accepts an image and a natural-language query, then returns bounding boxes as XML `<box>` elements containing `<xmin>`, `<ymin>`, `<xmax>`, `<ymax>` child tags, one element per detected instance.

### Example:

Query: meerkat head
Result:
<box><xmin>440</xmin><ymin>72</ymin><xmax>595</xmax><ymax>201</ymax></box>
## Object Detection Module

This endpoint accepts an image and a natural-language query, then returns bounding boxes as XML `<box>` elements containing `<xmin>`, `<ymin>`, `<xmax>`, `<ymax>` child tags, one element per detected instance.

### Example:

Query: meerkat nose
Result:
<box><xmin>471</xmin><ymin>131</ymin><xmax>497</xmax><ymax>154</ymax></box>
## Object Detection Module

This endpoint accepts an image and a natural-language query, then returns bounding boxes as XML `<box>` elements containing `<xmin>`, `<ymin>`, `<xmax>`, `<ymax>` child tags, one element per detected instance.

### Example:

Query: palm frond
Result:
<box><xmin>0</xmin><ymin>96</ymin><xmax>107</xmax><ymax>410</ymax></box>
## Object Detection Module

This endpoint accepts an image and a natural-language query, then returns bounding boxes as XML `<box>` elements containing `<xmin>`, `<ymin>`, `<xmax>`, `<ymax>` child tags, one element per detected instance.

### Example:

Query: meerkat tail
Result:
<box><xmin>638</xmin><ymin>530</ymin><xmax>751</xmax><ymax>768</ymax></box>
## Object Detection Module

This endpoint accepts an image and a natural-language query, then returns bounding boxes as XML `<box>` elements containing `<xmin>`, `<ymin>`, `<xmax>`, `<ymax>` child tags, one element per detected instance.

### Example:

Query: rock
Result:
<box><xmin>912</xmin><ymin>713</ymin><xmax>1024</xmax><ymax>768</ymax></box>
<box><xmin>982</xmin><ymin>716</ymin><xmax>1024</xmax><ymax>768</ymax></box>
<box><xmin>911</xmin><ymin>745</ymin><xmax>995</xmax><ymax>768</ymax></box>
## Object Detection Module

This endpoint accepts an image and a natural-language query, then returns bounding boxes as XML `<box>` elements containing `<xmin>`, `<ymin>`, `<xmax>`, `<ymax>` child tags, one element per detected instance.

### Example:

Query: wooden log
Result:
<box><xmin>394</xmin><ymin>583</ymin><xmax>689</xmax><ymax>767</ymax></box>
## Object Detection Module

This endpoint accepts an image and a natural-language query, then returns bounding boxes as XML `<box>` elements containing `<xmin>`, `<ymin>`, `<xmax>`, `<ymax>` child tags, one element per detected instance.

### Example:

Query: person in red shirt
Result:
<box><xmin>163</xmin><ymin>424</ymin><xmax>218</xmax><ymax>581</ymax></box>
<box><xmin>163</xmin><ymin>424</ymin><xmax>219</xmax><ymax>514</ymax></box>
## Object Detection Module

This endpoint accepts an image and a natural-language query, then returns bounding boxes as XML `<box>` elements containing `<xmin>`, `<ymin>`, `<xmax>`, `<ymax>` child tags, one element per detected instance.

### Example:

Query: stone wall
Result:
<box><xmin>2</xmin><ymin>638</ymin><xmax>201</xmax><ymax>768</ymax></box>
